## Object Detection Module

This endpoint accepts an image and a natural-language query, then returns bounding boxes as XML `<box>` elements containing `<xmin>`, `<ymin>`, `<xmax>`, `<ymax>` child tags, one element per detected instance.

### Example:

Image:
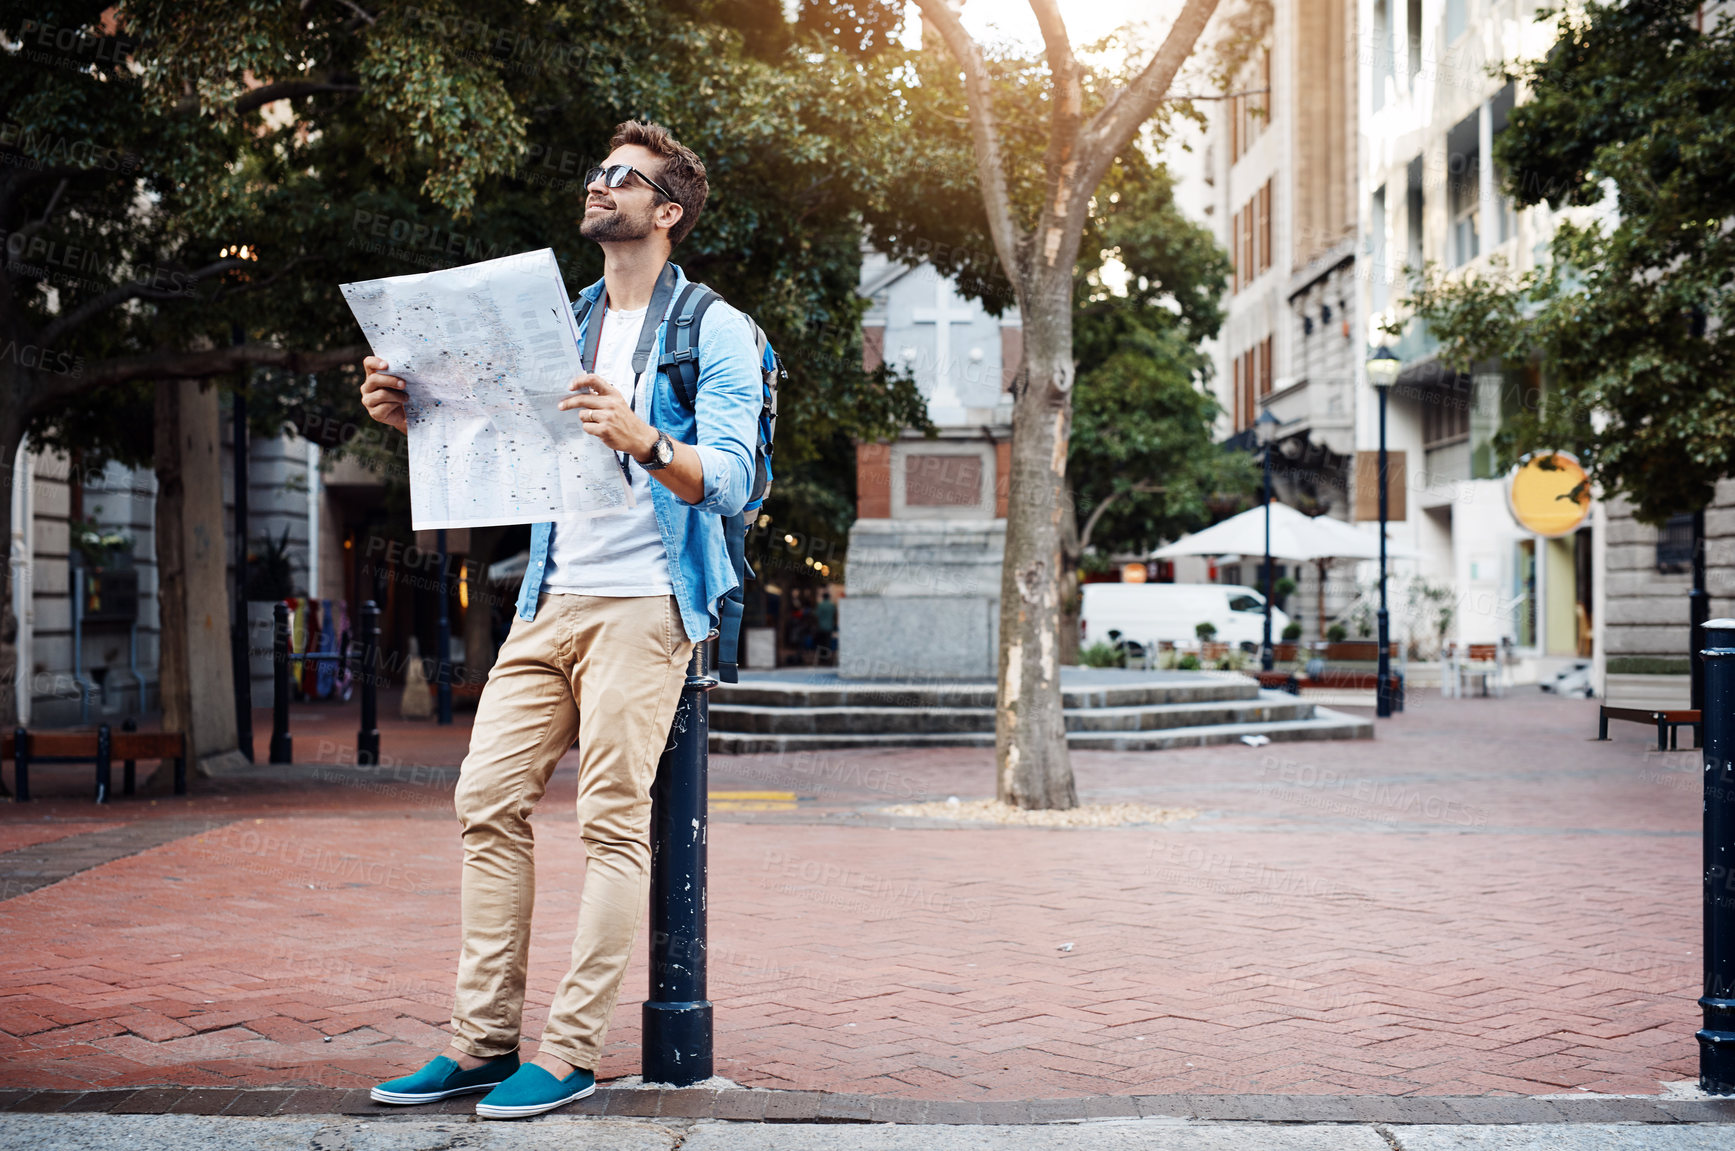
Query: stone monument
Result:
<box><xmin>839</xmin><ymin>254</ymin><xmax>1020</xmax><ymax>679</ymax></box>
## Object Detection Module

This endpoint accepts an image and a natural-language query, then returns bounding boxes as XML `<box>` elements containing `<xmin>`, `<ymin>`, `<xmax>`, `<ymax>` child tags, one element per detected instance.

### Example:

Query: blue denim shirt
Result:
<box><xmin>514</xmin><ymin>262</ymin><xmax>761</xmax><ymax>642</ymax></box>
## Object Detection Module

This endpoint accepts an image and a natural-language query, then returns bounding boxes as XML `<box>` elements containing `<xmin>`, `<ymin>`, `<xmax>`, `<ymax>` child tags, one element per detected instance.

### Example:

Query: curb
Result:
<box><xmin>3</xmin><ymin>1087</ymin><xmax>1734</xmax><ymax>1125</ymax></box>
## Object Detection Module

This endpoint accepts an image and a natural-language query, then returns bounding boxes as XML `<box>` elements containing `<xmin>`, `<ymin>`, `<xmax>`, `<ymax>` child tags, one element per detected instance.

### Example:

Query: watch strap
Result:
<box><xmin>641</xmin><ymin>429</ymin><xmax>674</xmax><ymax>471</ymax></box>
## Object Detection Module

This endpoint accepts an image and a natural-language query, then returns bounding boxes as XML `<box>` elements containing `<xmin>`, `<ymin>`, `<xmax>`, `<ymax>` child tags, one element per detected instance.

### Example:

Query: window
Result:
<box><xmin>1656</xmin><ymin>514</ymin><xmax>1696</xmax><ymax>573</ymax></box>
<box><xmin>1370</xmin><ymin>186</ymin><xmax>1388</xmax><ymax>312</ymax></box>
<box><xmin>1231</xmin><ymin>336</ymin><xmax>1274</xmax><ymax>432</ymax></box>
<box><xmin>1232</xmin><ymin>179</ymin><xmax>1273</xmax><ymax>293</ymax></box>
<box><xmin>1446</xmin><ymin>0</ymin><xmax>1467</xmax><ymax>42</ymax></box>
<box><xmin>1421</xmin><ymin>379</ymin><xmax>1472</xmax><ymax>448</ymax></box>
<box><xmin>1229</xmin><ymin>47</ymin><xmax>1272</xmax><ymax>165</ymax></box>
<box><xmin>1406</xmin><ymin>156</ymin><xmax>1424</xmax><ymax>271</ymax></box>
<box><xmin>1257</xmin><ymin>180</ymin><xmax>1272</xmax><ymax>275</ymax></box>
<box><xmin>1447</xmin><ymin>112</ymin><xmax>1480</xmax><ymax>266</ymax></box>
<box><xmin>1373</xmin><ymin>0</ymin><xmax>1394</xmax><ymax>112</ymax></box>
<box><xmin>1407</xmin><ymin>0</ymin><xmax>1422</xmax><ymax>78</ymax></box>
<box><xmin>1228</xmin><ymin>594</ymin><xmax>1264</xmax><ymax>613</ymax></box>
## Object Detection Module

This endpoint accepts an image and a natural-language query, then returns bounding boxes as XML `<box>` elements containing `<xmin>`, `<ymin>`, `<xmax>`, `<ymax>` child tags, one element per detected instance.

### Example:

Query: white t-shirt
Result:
<box><xmin>541</xmin><ymin>304</ymin><xmax>674</xmax><ymax>597</ymax></box>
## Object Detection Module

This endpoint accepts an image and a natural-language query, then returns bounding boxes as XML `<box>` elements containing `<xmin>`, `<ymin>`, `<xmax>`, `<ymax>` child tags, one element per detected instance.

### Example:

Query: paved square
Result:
<box><xmin>0</xmin><ymin>691</ymin><xmax>1702</xmax><ymax>1099</ymax></box>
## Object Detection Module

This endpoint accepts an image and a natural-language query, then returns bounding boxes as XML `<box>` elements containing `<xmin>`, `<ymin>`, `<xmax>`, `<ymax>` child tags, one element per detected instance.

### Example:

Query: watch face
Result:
<box><xmin>656</xmin><ymin>434</ymin><xmax>674</xmax><ymax>464</ymax></box>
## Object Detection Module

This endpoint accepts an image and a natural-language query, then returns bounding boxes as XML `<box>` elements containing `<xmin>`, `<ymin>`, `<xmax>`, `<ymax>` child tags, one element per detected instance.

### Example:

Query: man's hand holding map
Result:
<box><xmin>343</xmin><ymin>248</ymin><xmax>630</xmax><ymax>531</ymax></box>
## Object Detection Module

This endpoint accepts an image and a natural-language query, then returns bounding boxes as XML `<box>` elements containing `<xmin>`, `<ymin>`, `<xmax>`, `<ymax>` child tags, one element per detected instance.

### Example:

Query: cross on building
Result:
<box><xmin>909</xmin><ymin>270</ymin><xmax>976</xmax><ymax>424</ymax></box>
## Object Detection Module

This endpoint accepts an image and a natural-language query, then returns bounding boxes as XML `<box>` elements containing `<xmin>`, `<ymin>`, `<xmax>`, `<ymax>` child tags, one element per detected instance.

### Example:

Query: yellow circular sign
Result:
<box><xmin>1507</xmin><ymin>452</ymin><xmax>1592</xmax><ymax>537</ymax></box>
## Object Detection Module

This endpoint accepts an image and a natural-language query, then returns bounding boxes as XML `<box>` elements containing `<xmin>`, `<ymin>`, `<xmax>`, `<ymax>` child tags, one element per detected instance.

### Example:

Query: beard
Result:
<box><xmin>580</xmin><ymin>199</ymin><xmax>657</xmax><ymax>242</ymax></box>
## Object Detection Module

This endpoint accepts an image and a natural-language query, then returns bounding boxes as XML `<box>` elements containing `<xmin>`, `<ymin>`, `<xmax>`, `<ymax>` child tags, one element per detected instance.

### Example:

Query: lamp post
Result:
<box><xmin>1255</xmin><ymin>408</ymin><xmax>1281</xmax><ymax>672</ymax></box>
<box><xmin>1366</xmin><ymin>346</ymin><xmax>1402</xmax><ymax>718</ymax></box>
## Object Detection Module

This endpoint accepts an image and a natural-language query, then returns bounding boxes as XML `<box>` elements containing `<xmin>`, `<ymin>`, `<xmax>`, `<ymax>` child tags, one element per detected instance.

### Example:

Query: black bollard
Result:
<box><xmin>642</xmin><ymin>634</ymin><xmax>718</xmax><ymax>1086</ymax></box>
<box><xmin>94</xmin><ymin>724</ymin><xmax>111</xmax><ymax>804</ymax></box>
<box><xmin>269</xmin><ymin>602</ymin><xmax>293</xmax><ymax>764</ymax></box>
<box><xmin>1699</xmin><ymin>618</ymin><xmax>1735</xmax><ymax>1093</ymax></box>
<box><xmin>357</xmin><ymin>600</ymin><xmax>381</xmax><ymax>766</ymax></box>
<box><xmin>13</xmin><ymin>728</ymin><xmax>28</xmax><ymax>803</ymax></box>
<box><xmin>122</xmin><ymin>717</ymin><xmax>137</xmax><ymax>797</ymax></box>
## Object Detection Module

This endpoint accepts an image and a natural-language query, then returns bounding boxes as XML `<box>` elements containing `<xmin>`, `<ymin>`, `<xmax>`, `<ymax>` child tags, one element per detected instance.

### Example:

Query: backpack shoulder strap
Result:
<box><xmin>716</xmin><ymin>510</ymin><xmax>748</xmax><ymax>684</ymax></box>
<box><xmin>661</xmin><ymin>282</ymin><xmax>722</xmax><ymax>410</ymax></box>
<box><xmin>573</xmin><ymin>294</ymin><xmax>605</xmax><ymax>372</ymax></box>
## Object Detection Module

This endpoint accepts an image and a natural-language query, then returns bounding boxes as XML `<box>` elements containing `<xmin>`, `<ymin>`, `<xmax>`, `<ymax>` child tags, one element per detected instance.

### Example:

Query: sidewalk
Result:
<box><xmin>4</xmin><ymin>1111</ymin><xmax>1734</xmax><ymax>1151</ymax></box>
<box><xmin>0</xmin><ymin>688</ymin><xmax>1716</xmax><ymax>1110</ymax></box>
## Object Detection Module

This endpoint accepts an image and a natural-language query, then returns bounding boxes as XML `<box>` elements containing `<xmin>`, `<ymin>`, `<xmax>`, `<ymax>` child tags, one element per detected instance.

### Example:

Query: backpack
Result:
<box><xmin>572</xmin><ymin>269</ymin><xmax>782</xmax><ymax>683</ymax></box>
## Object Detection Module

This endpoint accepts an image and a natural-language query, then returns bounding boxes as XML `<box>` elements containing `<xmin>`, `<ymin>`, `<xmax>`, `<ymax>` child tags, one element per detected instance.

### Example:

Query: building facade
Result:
<box><xmin>1355</xmin><ymin>0</ymin><xmax>1600</xmax><ymax>677</ymax></box>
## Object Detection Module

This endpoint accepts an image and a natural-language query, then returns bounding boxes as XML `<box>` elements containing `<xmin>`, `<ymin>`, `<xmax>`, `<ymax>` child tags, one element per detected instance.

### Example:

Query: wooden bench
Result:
<box><xmin>1252</xmin><ymin>669</ymin><xmax>1405</xmax><ymax>708</ymax></box>
<box><xmin>4</xmin><ymin>724</ymin><xmax>187</xmax><ymax>803</ymax></box>
<box><xmin>1597</xmin><ymin>705</ymin><xmax>1701</xmax><ymax>751</ymax></box>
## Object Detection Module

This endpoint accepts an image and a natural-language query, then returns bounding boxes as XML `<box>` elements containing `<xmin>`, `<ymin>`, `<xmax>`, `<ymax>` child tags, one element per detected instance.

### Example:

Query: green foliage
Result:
<box><xmin>1077</xmin><ymin>641</ymin><xmax>1124</xmax><ymax>669</ymax></box>
<box><xmin>1175</xmin><ymin>652</ymin><xmax>1201</xmax><ymax>671</ymax></box>
<box><xmin>3</xmin><ymin>0</ymin><xmax>929</xmax><ymax>568</ymax></box>
<box><xmin>68</xmin><ymin>518</ymin><xmax>133</xmax><ymax>569</ymax></box>
<box><xmin>1068</xmin><ymin>155</ymin><xmax>1253</xmax><ymax>558</ymax></box>
<box><xmin>1326</xmin><ymin>623</ymin><xmax>1348</xmax><ymax>643</ymax></box>
<box><xmin>245</xmin><ymin>528</ymin><xmax>295</xmax><ymax>601</ymax></box>
<box><xmin>1399</xmin><ymin>0</ymin><xmax>1735</xmax><ymax>523</ymax></box>
<box><xmin>1282</xmin><ymin>620</ymin><xmax>1302</xmax><ymax>642</ymax></box>
<box><xmin>1194</xmin><ymin>620</ymin><xmax>1217</xmax><ymax>641</ymax></box>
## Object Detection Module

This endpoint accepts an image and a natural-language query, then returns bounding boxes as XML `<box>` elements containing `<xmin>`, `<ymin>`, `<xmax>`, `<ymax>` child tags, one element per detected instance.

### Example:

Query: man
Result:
<box><xmin>357</xmin><ymin>121</ymin><xmax>761</xmax><ymax>1119</ymax></box>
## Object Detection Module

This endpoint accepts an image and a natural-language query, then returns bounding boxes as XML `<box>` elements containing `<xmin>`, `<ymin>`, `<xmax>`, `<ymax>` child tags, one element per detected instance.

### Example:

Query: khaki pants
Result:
<box><xmin>449</xmin><ymin>593</ymin><xmax>692</xmax><ymax>1070</ymax></box>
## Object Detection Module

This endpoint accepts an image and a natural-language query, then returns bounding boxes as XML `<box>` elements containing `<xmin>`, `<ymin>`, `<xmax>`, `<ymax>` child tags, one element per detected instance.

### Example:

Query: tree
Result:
<box><xmin>3</xmin><ymin>0</ymin><xmax>927</xmax><ymax>728</ymax></box>
<box><xmin>903</xmin><ymin>0</ymin><xmax>1222</xmax><ymax>809</ymax></box>
<box><xmin>1399</xmin><ymin>0</ymin><xmax>1735</xmax><ymax>524</ymax></box>
<box><xmin>1063</xmin><ymin>153</ymin><xmax>1253</xmax><ymax>655</ymax></box>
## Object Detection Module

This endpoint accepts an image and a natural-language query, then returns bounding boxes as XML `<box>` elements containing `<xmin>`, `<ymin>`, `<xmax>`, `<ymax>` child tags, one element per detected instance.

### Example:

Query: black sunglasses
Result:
<box><xmin>585</xmin><ymin>163</ymin><xmax>674</xmax><ymax>202</ymax></box>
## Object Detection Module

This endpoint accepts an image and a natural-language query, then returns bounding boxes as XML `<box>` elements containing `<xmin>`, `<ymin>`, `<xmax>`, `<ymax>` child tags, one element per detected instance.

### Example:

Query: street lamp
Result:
<box><xmin>1366</xmin><ymin>345</ymin><xmax>1402</xmax><ymax>718</ymax></box>
<box><xmin>1255</xmin><ymin>408</ymin><xmax>1282</xmax><ymax>672</ymax></box>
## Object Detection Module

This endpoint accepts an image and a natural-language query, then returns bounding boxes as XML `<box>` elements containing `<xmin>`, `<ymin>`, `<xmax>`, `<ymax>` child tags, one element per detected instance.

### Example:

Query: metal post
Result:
<box><xmin>1262</xmin><ymin>445</ymin><xmax>1274</xmax><ymax>672</ymax></box>
<box><xmin>269</xmin><ymin>602</ymin><xmax>292</xmax><ymax>764</ymax></box>
<box><xmin>643</xmin><ymin>634</ymin><xmax>718</xmax><ymax>1085</ymax></box>
<box><xmin>1692</xmin><ymin>509</ymin><xmax>1710</xmax><ymax>748</ymax></box>
<box><xmin>231</xmin><ymin>386</ymin><xmax>255</xmax><ymax>763</ymax></box>
<box><xmin>73</xmin><ymin>567</ymin><xmax>87</xmax><ymax>726</ymax></box>
<box><xmin>436</xmin><ymin>529</ymin><xmax>452</xmax><ymax>725</ymax></box>
<box><xmin>94</xmin><ymin>723</ymin><xmax>111</xmax><ymax>804</ymax></box>
<box><xmin>13</xmin><ymin>728</ymin><xmax>28</xmax><ymax>803</ymax></box>
<box><xmin>358</xmin><ymin>600</ymin><xmax>381</xmax><ymax>766</ymax></box>
<box><xmin>1698</xmin><ymin>619</ymin><xmax>1735</xmax><ymax>1093</ymax></box>
<box><xmin>1376</xmin><ymin>387</ymin><xmax>1392</xmax><ymax>719</ymax></box>
<box><xmin>122</xmin><ymin>716</ymin><xmax>137</xmax><ymax>797</ymax></box>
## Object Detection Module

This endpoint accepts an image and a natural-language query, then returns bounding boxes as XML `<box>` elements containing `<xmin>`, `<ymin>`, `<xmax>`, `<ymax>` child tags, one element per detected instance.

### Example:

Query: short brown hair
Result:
<box><xmin>611</xmin><ymin>120</ymin><xmax>708</xmax><ymax>246</ymax></box>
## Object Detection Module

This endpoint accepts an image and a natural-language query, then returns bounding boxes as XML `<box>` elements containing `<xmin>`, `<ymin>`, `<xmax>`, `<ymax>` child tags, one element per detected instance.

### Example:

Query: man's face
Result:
<box><xmin>580</xmin><ymin>144</ymin><xmax>675</xmax><ymax>243</ymax></box>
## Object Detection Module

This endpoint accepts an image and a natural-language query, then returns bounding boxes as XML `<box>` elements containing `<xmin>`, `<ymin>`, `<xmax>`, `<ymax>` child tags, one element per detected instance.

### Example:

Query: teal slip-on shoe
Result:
<box><xmin>475</xmin><ymin>1063</ymin><xmax>597</xmax><ymax>1119</ymax></box>
<box><xmin>370</xmin><ymin>1052</ymin><xmax>520</xmax><ymax>1104</ymax></box>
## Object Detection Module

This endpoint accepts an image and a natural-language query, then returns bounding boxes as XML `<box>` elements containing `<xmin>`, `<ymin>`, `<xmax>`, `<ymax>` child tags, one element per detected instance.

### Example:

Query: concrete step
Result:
<box><xmin>709</xmin><ymin>695</ymin><xmax>1317</xmax><ymax>736</ymax></box>
<box><xmin>713</xmin><ymin>670</ymin><xmax>1260</xmax><ymax>711</ymax></box>
<box><xmin>708</xmin><ymin>707</ymin><xmax>1372</xmax><ymax>755</ymax></box>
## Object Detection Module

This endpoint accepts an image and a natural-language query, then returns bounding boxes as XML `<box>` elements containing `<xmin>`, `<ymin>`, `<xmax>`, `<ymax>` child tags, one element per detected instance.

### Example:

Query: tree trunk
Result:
<box><xmin>156</xmin><ymin>379</ymin><xmax>244</xmax><ymax>776</ymax></box>
<box><xmin>996</xmin><ymin>306</ymin><xmax>1078</xmax><ymax>810</ymax></box>
<box><xmin>1057</xmin><ymin>484</ymin><xmax>1081</xmax><ymax>667</ymax></box>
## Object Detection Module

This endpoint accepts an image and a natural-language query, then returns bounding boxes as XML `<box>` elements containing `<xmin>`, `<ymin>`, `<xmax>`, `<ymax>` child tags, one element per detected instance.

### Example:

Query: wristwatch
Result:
<box><xmin>640</xmin><ymin>428</ymin><xmax>675</xmax><ymax>471</ymax></box>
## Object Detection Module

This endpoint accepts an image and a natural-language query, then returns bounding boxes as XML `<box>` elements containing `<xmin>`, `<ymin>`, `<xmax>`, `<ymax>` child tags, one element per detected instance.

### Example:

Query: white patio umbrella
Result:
<box><xmin>1151</xmin><ymin>502</ymin><xmax>1411</xmax><ymax>562</ymax></box>
<box><xmin>1152</xmin><ymin>503</ymin><xmax>1415</xmax><ymax>638</ymax></box>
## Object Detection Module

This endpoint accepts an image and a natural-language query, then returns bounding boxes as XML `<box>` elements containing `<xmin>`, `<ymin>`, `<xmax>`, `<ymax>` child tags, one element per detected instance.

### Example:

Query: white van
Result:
<box><xmin>1080</xmin><ymin>582</ymin><xmax>1290</xmax><ymax>652</ymax></box>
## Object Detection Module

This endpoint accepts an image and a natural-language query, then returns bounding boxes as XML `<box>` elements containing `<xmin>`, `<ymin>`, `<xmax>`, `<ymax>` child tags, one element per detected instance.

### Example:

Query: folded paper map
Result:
<box><xmin>341</xmin><ymin>248</ymin><xmax>630</xmax><ymax>530</ymax></box>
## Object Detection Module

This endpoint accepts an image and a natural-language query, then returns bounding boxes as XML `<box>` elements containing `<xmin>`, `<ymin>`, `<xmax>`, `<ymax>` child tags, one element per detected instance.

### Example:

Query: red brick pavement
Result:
<box><xmin>0</xmin><ymin>690</ymin><xmax>1704</xmax><ymax>1099</ymax></box>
